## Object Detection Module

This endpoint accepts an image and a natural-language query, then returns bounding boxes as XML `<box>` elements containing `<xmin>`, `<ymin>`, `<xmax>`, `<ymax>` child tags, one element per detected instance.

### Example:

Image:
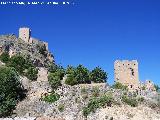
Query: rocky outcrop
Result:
<box><xmin>0</xmin><ymin>34</ymin><xmax>54</xmax><ymax>67</ymax></box>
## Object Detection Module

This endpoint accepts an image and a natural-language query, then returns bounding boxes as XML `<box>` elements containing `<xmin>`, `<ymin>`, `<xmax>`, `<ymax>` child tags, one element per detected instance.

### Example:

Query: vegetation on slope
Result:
<box><xmin>0</xmin><ymin>66</ymin><xmax>25</xmax><ymax>117</ymax></box>
<box><xmin>0</xmin><ymin>53</ymin><xmax>38</xmax><ymax>81</ymax></box>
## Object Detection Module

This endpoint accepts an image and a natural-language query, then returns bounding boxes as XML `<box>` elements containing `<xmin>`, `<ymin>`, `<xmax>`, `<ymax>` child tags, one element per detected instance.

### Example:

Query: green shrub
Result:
<box><xmin>81</xmin><ymin>87</ymin><xmax>87</xmax><ymax>94</ymax></box>
<box><xmin>75</xmin><ymin>64</ymin><xmax>90</xmax><ymax>84</ymax></box>
<box><xmin>122</xmin><ymin>95</ymin><xmax>138</xmax><ymax>107</ymax></box>
<box><xmin>0</xmin><ymin>52</ymin><xmax>10</xmax><ymax>63</ymax></box>
<box><xmin>42</xmin><ymin>93</ymin><xmax>60</xmax><ymax>103</ymax></box>
<box><xmin>65</xmin><ymin>65</ymin><xmax>76</xmax><ymax>75</ymax></box>
<box><xmin>38</xmin><ymin>45</ymin><xmax>47</xmax><ymax>56</ymax></box>
<box><xmin>58</xmin><ymin>104</ymin><xmax>64</xmax><ymax>112</ymax></box>
<box><xmin>154</xmin><ymin>84</ymin><xmax>160</xmax><ymax>92</ymax></box>
<box><xmin>0</xmin><ymin>66</ymin><xmax>25</xmax><ymax>117</ymax></box>
<box><xmin>7</xmin><ymin>55</ymin><xmax>26</xmax><ymax>74</ymax></box>
<box><xmin>48</xmin><ymin>72</ymin><xmax>62</xmax><ymax>90</ymax></box>
<box><xmin>25</xmin><ymin>67</ymin><xmax>38</xmax><ymax>81</ymax></box>
<box><xmin>142</xmin><ymin>86</ymin><xmax>146</xmax><ymax>90</ymax></box>
<box><xmin>48</xmin><ymin>64</ymin><xmax>65</xmax><ymax>90</ymax></box>
<box><xmin>65</xmin><ymin>74</ymin><xmax>77</xmax><ymax>86</ymax></box>
<box><xmin>89</xmin><ymin>67</ymin><xmax>107</xmax><ymax>83</ymax></box>
<box><xmin>92</xmin><ymin>87</ymin><xmax>100</xmax><ymax>97</ymax></box>
<box><xmin>137</xmin><ymin>97</ymin><xmax>144</xmax><ymax>102</ymax></box>
<box><xmin>83</xmin><ymin>94</ymin><xmax>113</xmax><ymax>117</ymax></box>
<box><xmin>112</xmin><ymin>82</ymin><xmax>128</xmax><ymax>90</ymax></box>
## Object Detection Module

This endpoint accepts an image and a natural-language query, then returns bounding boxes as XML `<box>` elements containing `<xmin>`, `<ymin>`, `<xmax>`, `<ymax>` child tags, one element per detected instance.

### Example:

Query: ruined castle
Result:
<box><xmin>0</xmin><ymin>27</ymin><xmax>54</xmax><ymax>66</ymax></box>
<box><xmin>114</xmin><ymin>60</ymin><xmax>140</xmax><ymax>90</ymax></box>
<box><xmin>19</xmin><ymin>27</ymin><xmax>48</xmax><ymax>50</ymax></box>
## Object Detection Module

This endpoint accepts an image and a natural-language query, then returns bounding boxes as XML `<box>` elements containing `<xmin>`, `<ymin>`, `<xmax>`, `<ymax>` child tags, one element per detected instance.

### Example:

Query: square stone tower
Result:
<box><xmin>19</xmin><ymin>27</ymin><xmax>31</xmax><ymax>42</ymax></box>
<box><xmin>114</xmin><ymin>60</ymin><xmax>140</xmax><ymax>89</ymax></box>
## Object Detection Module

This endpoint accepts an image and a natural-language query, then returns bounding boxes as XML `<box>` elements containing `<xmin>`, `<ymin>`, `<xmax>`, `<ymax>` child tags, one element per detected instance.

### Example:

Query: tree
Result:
<box><xmin>75</xmin><ymin>65</ymin><xmax>90</xmax><ymax>84</ymax></box>
<box><xmin>65</xmin><ymin>65</ymin><xmax>76</xmax><ymax>75</ymax></box>
<box><xmin>7</xmin><ymin>55</ymin><xmax>26</xmax><ymax>74</ymax></box>
<box><xmin>65</xmin><ymin>74</ymin><xmax>77</xmax><ymax>86</ymax></box>
<box><xmin>154</xmin><ymin>84</ymin><xmax>160</xmax><ymax>92</ymax></box>
<box><xmin>89</xmin><ymin>66</ymin><xmax>107</xmax><ymax>83</ymax></box>
<box><xmin>48</xmin><ymin>72</ymin><xmax>62</xmax><ymax>90</ymax></box>
<box><xmin>26</xmin><ymin>67</ymin><xmax>38</xmax><ymax>81</ymax></box>
<box><xmin>0</xmin><ymin>66</ymin><xmax>25</xmax><ymax>117</ymax></box>
<box><xmin>0</xmin><ymin>52</ymin><xmax>10</xmax><ymax>63</ymax></box>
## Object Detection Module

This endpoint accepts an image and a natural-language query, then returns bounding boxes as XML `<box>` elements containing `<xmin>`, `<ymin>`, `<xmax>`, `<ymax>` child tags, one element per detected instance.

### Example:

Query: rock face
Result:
<box><xmin>0</xmin><ymin>34</ymin><xmax>54</xmax><ymax>67</ymax></box>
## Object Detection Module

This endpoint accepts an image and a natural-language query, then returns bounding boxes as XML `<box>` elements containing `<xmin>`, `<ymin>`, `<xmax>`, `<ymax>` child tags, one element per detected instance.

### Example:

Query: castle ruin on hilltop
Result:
<box><xmin>0</xmin><ymin>27</ymin><xmax>54</xmax><ymax>66</ymax></box>
<box><xmin>114</xmin><ymin>60</ymin><xmax>140</xmax><ymax>90</ymax></box>
<box><xmin>19</xmin><ymin>27</ymin><xmax>48</xmax><ymax>50</ymax></box>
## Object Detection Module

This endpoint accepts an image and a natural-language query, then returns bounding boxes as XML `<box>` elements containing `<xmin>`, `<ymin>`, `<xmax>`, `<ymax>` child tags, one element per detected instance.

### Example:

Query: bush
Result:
<box><xmin>7</xmin><ymin>55</ymin><xmax>26</xmax><ymax>74</ymax></box>
<box><xmin>0</xmin><ymin>66</ymin><xmax>25</xmax><ymax>117</ymax></box>
<box><xmin>65</xmin><ymin>65</ymin><xmax>75</xmax><ymax>75</ymax></box>
<box><xmin>112</xmin><ymin>82</ymin><xmax>128</xmax><ymax>90</ymax></box>
<box><xmin>142</xmin><ymin>86</ymin><xmax>146</xmax><ymax>90</ymax></box>
<box><xmin>42</xmin><ymin>92</ymin><xmax>60</xmax><ymax>103</ymax></box>
<box><xmin>58</xmin><ymin>104</ymin><xmax>64</xmax><ymax>112</ymax></box>
<box><xmin>38</xmin><ymin>45</ymin><xmax>47</xmax><ymax>57</ymax></box>
<box><xmin>154</xmin><ymin>84</ymin><xmax>160</xmax><ymax>92</ymax></box>
<box><xmin>48</xmin><ymin>64</ymin><xmax>65</xmax><ymax>90</ymax></box>
<box><xmin>25</xmin><ymin>67</ymin><xmax>38</xmax><ymax>81</ymax></box>
<box><xmin>65</xmin><ymin>74</ymin><xmax>77</xmax><ymax>86</ymax></box>
<box><xmin>48</xmin><ymin>72</ymin><xmax>62</xmax><ymax>90</ymax></box>
<box><xmin>122</xmin><ymin>95</ymin><xmax>138</xmax><ymax>107</ymax></box>
<box><xmin>0</xmin><ymin>52</ymin><xmax>10</xmax><ymax>63</ymax></box>
<box><xmin>75</xmin><ymin>64</ymin><xmax>90</xmax><ymax>84</ymax></box>
<box><xmin>89</xmin><ymin>67</ymin><xmax>107</xmax><ymax>83</ymax></box>
<box><xmin>92</xmin><ymin>87</ymin><xmax>100</xmax><ymax>97</ymax></box>
<box><xmin>138</xmin><ymin>97</ymin><xmax>144</xmax><ymax>102</ymax></box>
<box><xmin>83</xmin><ymin>94</ymin><xmax>113</xmax><ymax>117</ymax></box>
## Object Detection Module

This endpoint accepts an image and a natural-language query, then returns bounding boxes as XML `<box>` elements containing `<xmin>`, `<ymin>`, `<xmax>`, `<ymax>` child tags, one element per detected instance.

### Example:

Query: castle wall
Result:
<box><xmin>114</xmin><ymin>60</ymin><xmax>140</xmax><ymax>89</ymax></box>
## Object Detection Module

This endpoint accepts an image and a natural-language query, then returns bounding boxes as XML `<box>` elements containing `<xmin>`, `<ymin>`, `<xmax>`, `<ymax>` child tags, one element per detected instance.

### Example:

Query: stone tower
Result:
<box><xmin>114</xmin><ymin>60</ymin><xmax>140</xmax><ymax>89</ymax></box>
<box><xmin>19</xmin><ymin>27</ymin><xmax>31</xmax><ymax>42</ymax></box>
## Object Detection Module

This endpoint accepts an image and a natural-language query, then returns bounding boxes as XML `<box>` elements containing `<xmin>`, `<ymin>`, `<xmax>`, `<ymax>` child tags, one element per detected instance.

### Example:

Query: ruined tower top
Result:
<box><xmin>114</xmin><ymin>60</ymin><xmax>140</xmax><ymax>89</ymax></box>
<box><xmin>19</xmin><ymin>27</ymin><xmax>31</xmax><ymax>43</ymax></box>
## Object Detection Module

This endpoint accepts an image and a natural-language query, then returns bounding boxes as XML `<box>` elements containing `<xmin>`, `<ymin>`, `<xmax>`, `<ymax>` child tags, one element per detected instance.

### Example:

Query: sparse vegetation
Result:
<box><xmin>92</xmin><ymin>87</ymin><xmax>100</xmax><ymax>97</ymax></box>
<box><xmin>112</xmin><ymin>82</ymin><xmax>128</xmax><ymax>90</ymax></box>
<box><xmin>138</xmin><ymin>97</ymin><xmax>144</xmax><ymax>102</ymax></box>
<box><xmin>83</xmin><ymin>94</ymin><xmax>113</xmax><ymax>117</ymax></box>
<box><xmin>42</xmin><ymin>92</ymin><xmax>60</xmax><ymax>103</ymax></box>
<box><xmin>122</xmin><ymin>95</ymin><xmax>138</xmax><ymax>107</ymax></box>
<box><xmin>58</xmin><ymin>104</ymin><xmax>64</xmax><ymax>112</ymax></box>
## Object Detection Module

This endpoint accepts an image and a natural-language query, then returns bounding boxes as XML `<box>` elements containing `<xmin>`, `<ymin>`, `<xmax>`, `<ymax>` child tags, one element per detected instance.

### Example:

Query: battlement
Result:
<box><xmin>114</xmin><ymin>60</ymin><xmax>140</xmax><ymax>89</ymax></box>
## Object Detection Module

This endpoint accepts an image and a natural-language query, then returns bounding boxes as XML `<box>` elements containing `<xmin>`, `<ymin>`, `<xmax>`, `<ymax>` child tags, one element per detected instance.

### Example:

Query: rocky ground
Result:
<box><xmin>0</xmin><ymin>67</ymin><xmax>159</xmax><ymax>120</ymax></box>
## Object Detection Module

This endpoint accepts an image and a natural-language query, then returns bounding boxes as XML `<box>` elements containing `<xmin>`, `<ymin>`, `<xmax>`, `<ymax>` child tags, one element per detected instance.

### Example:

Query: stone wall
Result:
<box><xmin>114</xmin><ymin>60</ymin><xmax>140</xmax><ymax>89</ymax></box>
<box><xmin>19</xmin><ymin>28</ymin><xmax>31</xmax><ymax>43</ymax></box>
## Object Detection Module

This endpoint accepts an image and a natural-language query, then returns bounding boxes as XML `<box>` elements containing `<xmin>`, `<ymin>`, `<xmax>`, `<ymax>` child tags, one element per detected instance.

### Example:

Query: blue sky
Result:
<box><xmin>0</xmin><ymin>0</ymin><xmax>160</xmax><ymax>85</ymax></box>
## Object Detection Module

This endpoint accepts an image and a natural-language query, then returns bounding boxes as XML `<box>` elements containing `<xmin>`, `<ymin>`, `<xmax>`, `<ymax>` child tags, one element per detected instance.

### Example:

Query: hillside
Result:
<box><xmin>0</xmin><ymin>34</ymin><xmax>159</xmax><ymax>120</ymax></box>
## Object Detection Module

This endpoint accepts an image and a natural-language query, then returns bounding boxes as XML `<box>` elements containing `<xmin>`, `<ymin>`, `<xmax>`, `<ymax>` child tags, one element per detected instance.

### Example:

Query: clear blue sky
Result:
<box><xmin>0</xmin><ymin>0</ymin><xmax>160</xmax><ymax>85</ymax></box>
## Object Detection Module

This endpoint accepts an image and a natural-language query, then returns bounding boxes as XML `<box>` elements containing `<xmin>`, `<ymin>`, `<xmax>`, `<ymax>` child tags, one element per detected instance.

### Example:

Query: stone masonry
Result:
<box><xmin>19</xmin><ymin>27</ymin><xmax>48</xmax><ymax>50</ymax></box>
<box><xmin>19</xmin><ymin>27</ymin><xmax>31</xmax><ymax>43</ymax></box>
<box><xmin>114</xmin><ymin>60</ymin><xmax>140</xmax><ymax>89</ymax></box>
